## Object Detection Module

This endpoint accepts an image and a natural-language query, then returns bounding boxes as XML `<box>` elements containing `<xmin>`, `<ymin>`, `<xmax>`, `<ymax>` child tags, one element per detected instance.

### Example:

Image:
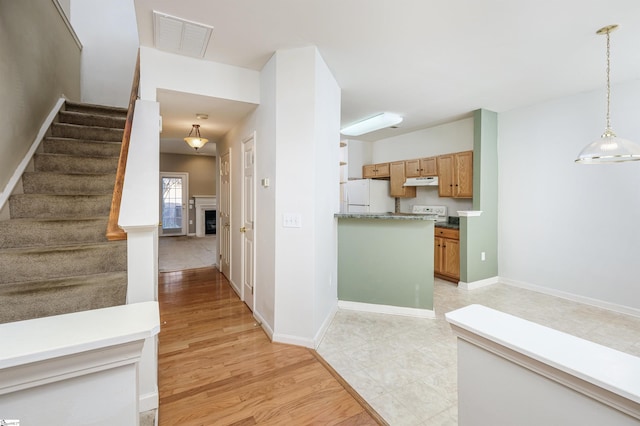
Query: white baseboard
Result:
<box><xmin>0</xmin><ymin>97</ymin><xmax>65</xmax><ymax>211</ymax></box>
<box><xmin>338</xmin><ymin>300</ymin><xmax>435</xmax><ymax>319</ymax></box>
<box><xmin>229</xmin><ymin>279</ymin><xmax>241</xmax><ymax>298</ymax></box>
<box><xmin>187</xmin><ymin>232</ymin><xmax>196</xmax><ymax>236</ymax></box>
<box><xmin>313</xmin><ymin>302</ymin><xmax>339</xmax><ymax>349</ymax></box>
<box><xmin>139</xmin><ymin>390</ymin><xmax>158</xmax><ymax>412</ymax></box>
<box><xmin>459</xmin><ymin>276</ymin><xmax>500</xmax><ymax>291</ymax></box>
<box><xmin>254</xmin><ymin>310</ymin><xmax>273</xmax><ymax>341</ymax></box>
<box><xmin>500</xmin><ymin>277</ymin><xmax>640</xmax><ymax>318</ymax></box>
<box><xmin>272</xmin><ymin>333</ymin><xmax>315</xmax><ymax>348</ymax></box>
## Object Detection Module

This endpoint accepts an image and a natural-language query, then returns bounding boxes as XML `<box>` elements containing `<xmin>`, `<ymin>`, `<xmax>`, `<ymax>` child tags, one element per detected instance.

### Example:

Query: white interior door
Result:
<box><xmin>219</xmin><ymin>151</ymin><xmax>231</xmax><ymax>279</ymax></box>
<box><xmin>242</xmin><ymin>134</ymin><xmax>256</xmax><ymax>312</ymax></box>
<box><xmin>160</xmin><ymin>172</ymin><xmax>188</xmax><ymax>236</ymax></box>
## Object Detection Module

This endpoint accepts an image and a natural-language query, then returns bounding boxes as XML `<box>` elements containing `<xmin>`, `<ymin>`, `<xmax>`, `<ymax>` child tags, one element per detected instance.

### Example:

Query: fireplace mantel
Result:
<box><xmin>194</xmin><ymin>195</ymin><xmax>216</xmax><ymax>237</ymax></box>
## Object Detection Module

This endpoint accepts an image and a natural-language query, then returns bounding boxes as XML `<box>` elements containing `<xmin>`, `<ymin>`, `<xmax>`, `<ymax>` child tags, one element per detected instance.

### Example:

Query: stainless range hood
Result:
<box><xmin>403</xmin><ymin>176</ymin><xmax>438</xmax><ymax>187</ymax></box>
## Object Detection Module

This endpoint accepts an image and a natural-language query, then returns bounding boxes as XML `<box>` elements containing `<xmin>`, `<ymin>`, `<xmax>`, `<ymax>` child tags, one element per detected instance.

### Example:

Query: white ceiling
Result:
<box><xmin>134</xmin><ymin>0</ymin><xmax>640</xmax><ymax>145</ymax></box>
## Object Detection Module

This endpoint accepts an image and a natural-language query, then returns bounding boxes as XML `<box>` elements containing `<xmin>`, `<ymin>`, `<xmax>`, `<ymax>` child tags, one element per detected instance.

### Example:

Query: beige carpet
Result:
<box><xmin>158</xmin><ymin>235</ymin><xmax>217</xmax><ymax>272</ymax></box>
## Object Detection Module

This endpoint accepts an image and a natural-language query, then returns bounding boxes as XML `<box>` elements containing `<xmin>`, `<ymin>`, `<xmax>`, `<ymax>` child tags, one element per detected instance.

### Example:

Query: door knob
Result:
<box><xmin>240</xmin><ymin>227</ymin><xmax>246</xmax><ymax>233</ymax></box>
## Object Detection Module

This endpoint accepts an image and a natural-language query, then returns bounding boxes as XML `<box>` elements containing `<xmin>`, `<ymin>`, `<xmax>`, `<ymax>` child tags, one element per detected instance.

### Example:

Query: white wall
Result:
<box><xmin>498</xmin><ymin>79</ymin><xmax>640</xmax><ymax>313</ymax></box>
<box><xmin>252</xmin><ymin>57</ymin><xmax>277</xmax><ymax>330</ymax></box>
<box><xmin>312</xmin><ymin>50</ymin><xmax>341</xmax><ymax>339</ymax></box>
<box><xmin>139</xmin><ymin>47</ymin><xmax>260</xmax><ymax>104</ymax></box>
<box><xmin>372</xmin><ymin>117</ymin><xmax>474</xmax><ymax>162</ymax></box>
<box><xmin>71</xmin><ymin>0</ymin><xmax>139</xmax><ymax>107</ymax></box>
<box><xmin>218</xmin><ymin>47</ymin><xmax>340</xmax><ymax>345</ymax></box>
<box><xmin>345</xmin><ymin>139</ymin><xmax>371</xmax><ymax>179</ymax></box>
<box><xmin>0</xmin><ymin>0</ymin><xmax>80</xmax><ymax>199</ymax></box>
<box><xmin>272</xmin><ymin>47</ymin><xmax>340</xmax><ymax>347</ymax></box>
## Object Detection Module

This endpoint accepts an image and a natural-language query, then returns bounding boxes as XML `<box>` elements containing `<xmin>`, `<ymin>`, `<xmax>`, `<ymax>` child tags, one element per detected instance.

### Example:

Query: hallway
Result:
<box><xmin>157</xmin><ymin>267</ymin><xmax>381</xmax><ymax>425</ymax></box>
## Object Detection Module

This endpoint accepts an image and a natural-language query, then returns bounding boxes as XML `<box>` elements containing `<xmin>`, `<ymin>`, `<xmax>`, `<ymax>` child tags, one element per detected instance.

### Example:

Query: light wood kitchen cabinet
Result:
<box><xmin>437</xmin><ymin>151</ymin><xmax>473</xmax><ymax>198</ymax></box>
<box><xmin>434</xmin><ymin>227</ymin><xmax>460</xmax><ymax>282</ymax></box>
<box><xmin>362</xmin><ymin>162</ymin><xmax>390</xmax><ymax>179</ymax></box>
<box><xmin>390</xmin><ymin>161</ymin><xmax>416</xmax><ymax>198</ymax></box>
<box><xmin>406</xmin><ymin>157</ymin><xmax>438</xmax><ymax>178</ymax></box>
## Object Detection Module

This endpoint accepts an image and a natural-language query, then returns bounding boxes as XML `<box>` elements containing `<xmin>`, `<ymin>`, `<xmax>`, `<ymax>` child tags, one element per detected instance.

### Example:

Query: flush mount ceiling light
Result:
<box><xmin>184</xmin><ymin>124</ymin><xmax>209</xmax><ymax>151</ymax></box>
<box><xmin>341</xmin><ymin>112</ymin><xmax>403</xmax><ymax>136</ymax></box>
<box><xmin>575</xmin><ymin>24</ymin><xmax>640</xmax><ymax>164</ymax></box>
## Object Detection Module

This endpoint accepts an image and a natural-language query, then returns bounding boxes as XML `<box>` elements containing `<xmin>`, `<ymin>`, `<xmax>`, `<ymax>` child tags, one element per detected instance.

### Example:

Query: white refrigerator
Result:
<box><xmin>345</xmin><ymin>179</ymin><xmax>395</xmax><ymax>213</ymax></box>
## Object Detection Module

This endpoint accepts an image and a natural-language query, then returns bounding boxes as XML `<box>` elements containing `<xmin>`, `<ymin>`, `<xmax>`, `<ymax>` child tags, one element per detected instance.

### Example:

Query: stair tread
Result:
<box><xmin>24</xmin><ymin>171</ymin><xmax>116</xmax><ymax>177</ymax></box>
<box><xmin>35</xmin><ymin>152</ymin><xmax>120</xmax><ymax>160</ymax></box>
<box><xmin>52</xmin><ymin>122</ymin><xmax>124</xmax><ymax>132</ymax></box>
<box><xmin>65</xmin><ymin>101</ymin><xmax>128</xmax><ymax>115</ymax></box>
<box><xmin>0</xmin><ymin>271</ymin><xmax>127</xmax><ymax>323</ymax></box>
<box><xmin>0</xmin><ymin>270</ymin><xmax>127</xmax><ymax>287</ymax></box>
<box><xmin>45</xmin><ymin>136</ymin><xmax>122</xmax><ymax>143</ymax></box>
<box><xmin>60</xmin><ymin>110</ymin><xmax>127</xmax><ymax>121</ymax></box>
<box><xmin>0</xmin><ymin>270</ymin><xmax>128</xmax><ymax>288</ymax></box>
<box><xmin>0</xmin><ymin>240</ymin><xmax>126</xmax><ymax>254</ymax></box>
<box><xmin>11</xmin><ymin>193</ymin><xmax>112</xmax><ymax>199</ymax></box>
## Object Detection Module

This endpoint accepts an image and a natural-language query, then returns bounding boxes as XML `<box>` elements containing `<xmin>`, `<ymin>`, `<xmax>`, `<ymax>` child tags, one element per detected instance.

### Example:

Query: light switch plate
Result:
<box><xmin>283</xmin><ymin>213</ymin><xmax>302</xmax><ymax>228</ymax></box>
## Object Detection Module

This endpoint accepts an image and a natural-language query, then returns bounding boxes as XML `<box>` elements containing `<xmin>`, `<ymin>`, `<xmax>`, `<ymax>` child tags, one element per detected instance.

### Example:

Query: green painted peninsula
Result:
<box><xmin>335</xmin><ymin>213</ymin><xmax>435</xmax><ymax>317</ymax></box>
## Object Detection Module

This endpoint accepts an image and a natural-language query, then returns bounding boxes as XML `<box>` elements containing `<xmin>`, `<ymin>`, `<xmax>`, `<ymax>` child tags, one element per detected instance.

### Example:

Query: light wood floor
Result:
<box><xmin>158</xmin><ymin>267</ymin><xmax>382</xmax><ymax>425</ymax></box>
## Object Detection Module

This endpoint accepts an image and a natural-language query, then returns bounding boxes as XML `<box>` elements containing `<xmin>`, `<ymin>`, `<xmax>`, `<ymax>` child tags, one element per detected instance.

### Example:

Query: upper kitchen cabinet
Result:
<box><xmin>437</xmin><ymin>151</ymin><xmax>473</xmax><ymax>198</ymax></box>
<box><xmin>390</xmin><ymin>161</ymin><xmax>416</xmax><ymax>198</ymax></box>
<box><xmin>406</xmin><ymin>157</ymin><xmax>438</xmax><ymax>178</ymax></box>
<box><xmin>363</xmin><ymin>162</ymin><xmax>390</xmax><ymax>179</ymax></box>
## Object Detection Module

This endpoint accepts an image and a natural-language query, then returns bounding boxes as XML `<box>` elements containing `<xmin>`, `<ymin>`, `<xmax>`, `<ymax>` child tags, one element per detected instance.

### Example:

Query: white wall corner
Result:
<box><xmin>272</xmin><ymin>333</ymin><xmax>315</xmax><ymax>349</ymax></box>
<box><xmin>229</xmin><ymin>279</ymin><xmax>241</xmax><ymax>298</ymax></box>
<box><xmin>254</xmin><ymin>310</ymin><xmax>274</xmax><ymax>341</ymax></box>
<box><xmin>458</xmin><ymin>276</ymin><xmax>500</xmax><ymax>291</ymax></box>
<box><xmin>313</xmin><ymin>302</ymin><xmax>339</xmax><ymax>349</ymax></box>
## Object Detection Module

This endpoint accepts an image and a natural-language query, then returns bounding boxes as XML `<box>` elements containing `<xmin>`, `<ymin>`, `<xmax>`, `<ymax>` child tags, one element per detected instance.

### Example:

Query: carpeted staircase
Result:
<box><xmin>0</xmin><ymin>101</ymin><xmax>129</xmax><ymax>323</ymax></box>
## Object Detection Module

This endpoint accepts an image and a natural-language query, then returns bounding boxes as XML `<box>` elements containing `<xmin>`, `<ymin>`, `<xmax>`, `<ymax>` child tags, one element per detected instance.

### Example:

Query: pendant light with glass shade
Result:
<box><xmin>184</xmin><ymin>123</ymin><xmax>209</xmax><ymax>152</ymax></box>
<box><xmin>575</xmin><ymin>25</ymin><xmax>640</xmax><ymax>164</ymax></box>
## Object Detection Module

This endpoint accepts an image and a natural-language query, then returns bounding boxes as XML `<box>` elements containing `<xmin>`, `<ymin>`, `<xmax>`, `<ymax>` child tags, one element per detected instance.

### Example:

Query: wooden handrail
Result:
<box><xmin>106</xmin><ymin>50</ymin><xmax>140</xmax><ymax>241</ymax></box>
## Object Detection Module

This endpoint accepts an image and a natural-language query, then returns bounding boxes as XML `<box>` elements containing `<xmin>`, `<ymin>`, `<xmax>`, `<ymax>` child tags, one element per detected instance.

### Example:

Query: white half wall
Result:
<box><xmin>498</xmin><ymin>78</ymin><xmax>640</xmax><ymax>311</ymax></box>
<box><xmin>70</xmin><ymin>0</ymin><xmax>139</xmax><ymax>107</ymax></box>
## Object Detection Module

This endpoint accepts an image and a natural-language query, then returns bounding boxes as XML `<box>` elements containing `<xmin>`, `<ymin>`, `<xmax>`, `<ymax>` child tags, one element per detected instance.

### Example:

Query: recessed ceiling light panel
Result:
<box><xmin>153</xmin><ymin>11</ymin><xmax>213</xmax><ymax>58</ymax></box>
<box><xmin>341</xmin><ymin>112</ymin><xmax>403</xmax><ymax>136</ymax></box>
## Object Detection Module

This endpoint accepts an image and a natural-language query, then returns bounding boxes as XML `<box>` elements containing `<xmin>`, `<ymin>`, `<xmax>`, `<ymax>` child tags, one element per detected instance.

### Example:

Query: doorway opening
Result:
<box><xmin>160</xmin><ymin>172</ymin><xmax>189</xmax><ymax>236</ymax></box>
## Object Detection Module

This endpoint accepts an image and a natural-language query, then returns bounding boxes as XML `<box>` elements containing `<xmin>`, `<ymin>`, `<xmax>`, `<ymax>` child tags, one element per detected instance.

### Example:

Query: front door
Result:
<box><xmin>160</xmin><ymin>172</ymin><xmax>188</xmax><ymax>236</ymax></box>
<box><xmin>242</xmin><ymin>133</ymin><xmax>256</xmax><ymax>311</ymax></box>
<box><xmin>219</xmin><ymin>151</ymin><xmax>231</xmax><ymax>279</ymax></box>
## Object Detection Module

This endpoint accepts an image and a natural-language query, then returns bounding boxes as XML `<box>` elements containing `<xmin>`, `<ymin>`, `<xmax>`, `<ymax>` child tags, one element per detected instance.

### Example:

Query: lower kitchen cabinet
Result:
<box><xmin>434</xmin><ymin>227</ymin><xmax>459</xmax><ymax>282</ymax></box>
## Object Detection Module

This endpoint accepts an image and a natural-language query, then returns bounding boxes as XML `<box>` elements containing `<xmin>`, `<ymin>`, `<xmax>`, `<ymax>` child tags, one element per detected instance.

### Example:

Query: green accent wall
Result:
<box><xmin>337</xmin><ymin>218</ymin><xmax>434</xmax><ymax>310</ymax></box>
<box><xmin>460</xmin><ymin>109</ymin><xmax>499</xmax><ymax>283</ymax></box>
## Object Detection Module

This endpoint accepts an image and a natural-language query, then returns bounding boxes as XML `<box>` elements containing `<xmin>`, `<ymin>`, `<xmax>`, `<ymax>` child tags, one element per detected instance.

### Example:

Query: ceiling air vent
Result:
<box><xmin>153</xmin><ymin>11</ymin><xmax>213</xmax><ymax>58</ymax></box>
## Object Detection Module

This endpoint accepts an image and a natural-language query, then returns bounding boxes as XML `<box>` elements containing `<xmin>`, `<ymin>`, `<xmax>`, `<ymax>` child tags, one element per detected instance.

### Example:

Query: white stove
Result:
<box><xmin>411</xmin><ymin>205</ymin><xmax>448</xmax><ymax>222</ymax></box>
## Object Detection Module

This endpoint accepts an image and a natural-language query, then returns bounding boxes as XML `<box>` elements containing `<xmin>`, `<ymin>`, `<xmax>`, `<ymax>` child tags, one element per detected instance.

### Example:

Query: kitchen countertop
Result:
<box><xmin>334</xmin><ymin>212</ymin><xmax>436</xmax><ymax>221</ymax></box>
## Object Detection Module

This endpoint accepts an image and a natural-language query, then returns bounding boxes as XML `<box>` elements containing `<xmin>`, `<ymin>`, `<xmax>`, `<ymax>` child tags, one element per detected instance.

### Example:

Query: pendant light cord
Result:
<box><xmin>605</xmin><ymin>29</ymin><xmax>612</xmax><ymax>132</ymax></box>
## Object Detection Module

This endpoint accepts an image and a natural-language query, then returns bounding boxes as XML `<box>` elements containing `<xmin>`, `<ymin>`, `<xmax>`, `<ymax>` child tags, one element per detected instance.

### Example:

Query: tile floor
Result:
<box><xmin>317</xmin><ymin>279</ymin><xmax>640</xmax><ymax>426</ymax></box>
<box><xmin>158</xmin><ymin>235</ymin><xmax>217</xmax><ymax>272</ymax></box>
